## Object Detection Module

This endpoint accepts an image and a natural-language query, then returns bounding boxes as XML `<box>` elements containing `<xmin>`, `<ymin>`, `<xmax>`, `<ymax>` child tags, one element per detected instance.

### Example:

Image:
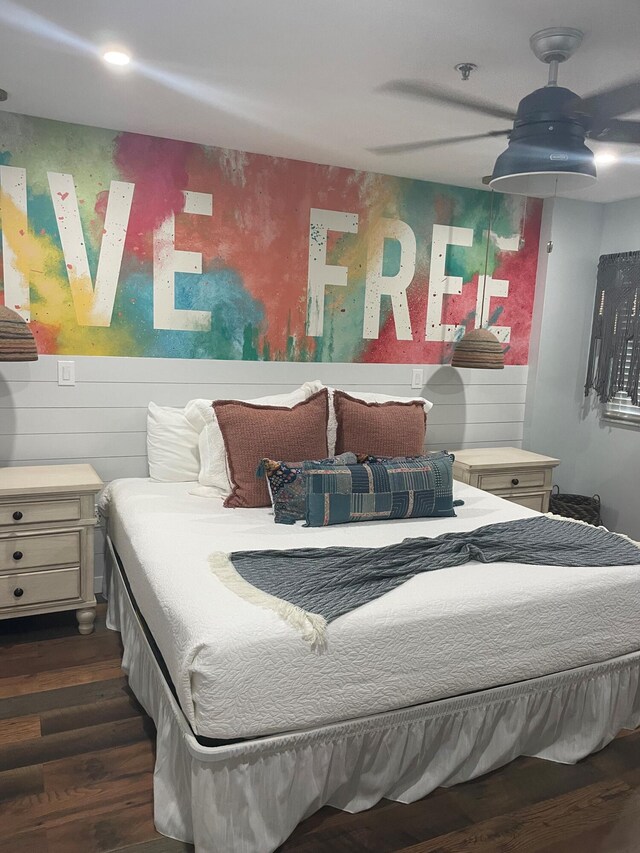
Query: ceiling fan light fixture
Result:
<box><xmin>489</xmin><ymin>139</ymin><xmax>597</xmax><ymax>196</ymax></box>
<box><xmin>489</xmin><ymin>86</ymin><xmax>597</xmax><ymax>196</ymax></box>
<box><xmin>489</xmin><ymin>166</ymin><xmax>597</xmax><ymax>197</ymax></box>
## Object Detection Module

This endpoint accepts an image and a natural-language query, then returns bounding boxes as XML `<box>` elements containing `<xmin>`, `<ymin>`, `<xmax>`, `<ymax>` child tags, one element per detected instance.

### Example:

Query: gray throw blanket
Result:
<box><xmin>209</xmin><ymin>515</ymin><xmax>640</xmax><ymax>649</ymax></box>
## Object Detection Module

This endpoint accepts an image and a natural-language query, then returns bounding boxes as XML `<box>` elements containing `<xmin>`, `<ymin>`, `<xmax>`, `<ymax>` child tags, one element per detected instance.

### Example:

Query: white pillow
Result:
<box><xmin>147</xmin><ymin>402</ymin><xmax>200</xmax><ymax>482</ymax></box>
<box><xmin>325</xmin><ymin>387</ymin><xmax>434</xmax><ymax>455</ymax></box>
<box><xmin>184</xmin><ymin>380</ymin><xmax>324</xmax><ymax>496</ymax></box>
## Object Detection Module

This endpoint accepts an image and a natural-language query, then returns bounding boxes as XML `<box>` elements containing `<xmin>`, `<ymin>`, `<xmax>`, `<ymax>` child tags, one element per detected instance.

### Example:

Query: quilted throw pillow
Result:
<box><xmin>261</xmin><ymin>452</ymin><xmax>357</xmax><ymax>525</ymax></box>
<box><xmin>304</xmin><ymin>451</ymin><xmax>457</xmax><ymax>527</ymax></box>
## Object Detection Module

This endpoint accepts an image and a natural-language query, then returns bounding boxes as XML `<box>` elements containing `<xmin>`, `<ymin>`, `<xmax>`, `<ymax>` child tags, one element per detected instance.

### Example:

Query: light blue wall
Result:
<box><xmin>525</xmin><ymin>195</ymin><xmax>640</xmax><ymax>539</ymax></box>
<box><xmin>601</xmin><ymin>196</ymin><xmax>640</xmax><ymax>253</ymax></box>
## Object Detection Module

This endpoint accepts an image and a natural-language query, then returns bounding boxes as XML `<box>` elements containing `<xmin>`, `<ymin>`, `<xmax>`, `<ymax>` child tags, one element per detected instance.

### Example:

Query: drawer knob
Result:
<box><xmin>13</xmin><ymin>587</ymin><xmax>24</xmax><ymax>598</ymax></box>
<box><xmin>511</xmin><ymin>478</ymin><xmax>520</xmax><ymax>486</ymax></box>
<box><xmin>12</xmin><ymin>551</ymin><xmax>23</xmax><ymax>561</ymax></box>
<box><xmin>12</xmin><ymin>510</ymin><xmax>23</xmax><ymax>521</ymax></box>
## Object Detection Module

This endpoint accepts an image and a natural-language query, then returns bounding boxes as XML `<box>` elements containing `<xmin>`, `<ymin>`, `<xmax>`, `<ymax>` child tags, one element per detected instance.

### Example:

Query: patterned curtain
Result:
<box><xmin>585</xmin><ymin>250</ymin><xmax>640</xmax><ymax>405</ymax></box>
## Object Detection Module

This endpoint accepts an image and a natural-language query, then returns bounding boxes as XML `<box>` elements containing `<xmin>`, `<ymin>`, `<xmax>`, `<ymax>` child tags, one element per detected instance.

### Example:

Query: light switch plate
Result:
<box><xmin>411</xmin><ymin>367</ymin><xmax>424</xmax><ymax>390</ymax></box>
<box><xmin>57</xmin><ymin>360</ymin><xmax>75</xmax><ymax>386</ymax></box>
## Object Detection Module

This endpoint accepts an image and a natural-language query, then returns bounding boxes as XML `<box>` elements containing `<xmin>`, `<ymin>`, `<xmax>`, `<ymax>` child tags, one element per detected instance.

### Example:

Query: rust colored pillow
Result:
<box><xmin>213</xmin><ymin>388</ymin><xmax>329</xmax><ymax>508</ymax></box>
<box><xmin>334</xmin><ymin>390</ymin><xmax>426</xmax><ymax>457</ymax></box>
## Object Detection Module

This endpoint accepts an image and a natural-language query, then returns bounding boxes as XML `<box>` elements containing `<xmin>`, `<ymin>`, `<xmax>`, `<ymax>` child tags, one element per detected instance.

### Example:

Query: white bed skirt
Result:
<box><xmin>105</xmin><ymin>538</ymin><xmax>640</xmax><ymax>853</ymax></box>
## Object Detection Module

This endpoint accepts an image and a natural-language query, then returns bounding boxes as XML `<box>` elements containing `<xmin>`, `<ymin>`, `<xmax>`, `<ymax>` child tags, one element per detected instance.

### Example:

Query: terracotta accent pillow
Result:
<box><xmin>334</xmin><ymin>390</ymin><xmax>426</xmax><ymax>457</ymax></box>
<box><xmin>213</xmin><ymin>388</ymin><xmax>329</xmax><ymax>508</ymax></box>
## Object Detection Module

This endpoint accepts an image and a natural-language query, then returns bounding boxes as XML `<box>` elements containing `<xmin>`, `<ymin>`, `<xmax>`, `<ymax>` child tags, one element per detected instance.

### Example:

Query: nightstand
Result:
<box><xmin>452</xmin><ymin>447</ymin><xmax>560</xmax><ymax>513</ymax></box>
<box><xmin>0</xmin><ymin>464</ymin><xmax>103</xmax><ymax>634</ymax></box>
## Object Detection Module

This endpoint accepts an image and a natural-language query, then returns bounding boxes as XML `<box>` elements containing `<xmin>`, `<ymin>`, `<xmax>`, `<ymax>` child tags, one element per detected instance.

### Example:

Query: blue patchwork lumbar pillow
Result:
<box><xmin>261</xmin><ymin>452</ymin><xmax>357</xmax><ymax>524</ymax></box>
<box><xmin>304</xmin><ymin>451</ymin><xmax>458</xmax><ymax>527</ymax></box>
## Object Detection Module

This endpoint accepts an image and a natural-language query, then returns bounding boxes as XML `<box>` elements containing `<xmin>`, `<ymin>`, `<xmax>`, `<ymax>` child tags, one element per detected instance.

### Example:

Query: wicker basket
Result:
<box><xmin>549</xmin><ymin>486</ymin><xmax>601</xmax><ymax>526</ymax></box>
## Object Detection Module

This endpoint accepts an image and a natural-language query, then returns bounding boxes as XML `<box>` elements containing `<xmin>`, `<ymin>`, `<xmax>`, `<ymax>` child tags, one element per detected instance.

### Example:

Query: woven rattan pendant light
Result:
<box><xmin>0</xmin><ymin>305</ymin><xmax>38</xmax><ymax>361</ymax></box>
<box><xmin>451</xmin><ymin>326</ymin><xmax>504</xmax><ymax>369</ymax></box>
<box><xmin>451</xmin><ymin>190</ymin><xmax>504</xmax><ymax>370</ymax></box>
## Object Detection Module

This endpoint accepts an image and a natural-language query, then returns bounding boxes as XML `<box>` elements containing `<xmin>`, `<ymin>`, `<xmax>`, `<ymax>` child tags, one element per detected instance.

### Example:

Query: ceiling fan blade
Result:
<box><xmin>590</xmin><ymin>118</ymin><xmax>640</xmax><ymax>144</ymax></box>
<box><xmin>576</xmin><ymin>76</ymin><xmax>640</xmax><ymax>121</ymax></box>
<box><xmin>370</xmin><ymin>129</ymin><xmax>510</xmax><ymax>155</ymax></box>
<box><xmin>380</xmin><ymin>80</ymin><xmax>517</xmax><ymax>122</ymax></box>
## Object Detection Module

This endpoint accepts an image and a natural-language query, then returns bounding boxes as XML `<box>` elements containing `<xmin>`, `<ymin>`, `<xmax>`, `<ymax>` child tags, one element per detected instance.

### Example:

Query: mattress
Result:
<box><xmin>101</xmin><ymin>478</ymin><xmax>640</xmax><ymax>740</ymax></box>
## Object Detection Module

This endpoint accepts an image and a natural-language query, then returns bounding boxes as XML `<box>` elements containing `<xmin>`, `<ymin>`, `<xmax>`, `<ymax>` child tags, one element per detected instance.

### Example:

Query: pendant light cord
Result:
<box><xmin>479</xmin><ymin>190</ymin><xmax>495</xmax><ymax>327</ymax></box>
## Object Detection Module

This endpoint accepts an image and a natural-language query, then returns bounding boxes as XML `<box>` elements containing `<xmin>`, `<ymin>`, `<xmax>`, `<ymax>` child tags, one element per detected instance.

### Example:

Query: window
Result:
<box><xmin>585</xmin><ymin>250</ymin><xmax>640</xmax><ymax>425</ymax></box>
<box><xmin>604</xmin><ymin>340</ymin><xmax>640</xmax><ymax>423</ymax></box>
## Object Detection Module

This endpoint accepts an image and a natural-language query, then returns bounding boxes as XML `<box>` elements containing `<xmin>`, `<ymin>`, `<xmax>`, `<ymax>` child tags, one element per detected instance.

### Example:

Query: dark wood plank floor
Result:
<box><xmin>1</xmin><ymin>606</ymin><xmax>639</xmax><ymax>853</ymax></box>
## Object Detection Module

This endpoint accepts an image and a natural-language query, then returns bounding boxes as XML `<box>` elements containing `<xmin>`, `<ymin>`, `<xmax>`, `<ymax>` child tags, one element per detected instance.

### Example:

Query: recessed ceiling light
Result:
<box><xmin>102</xmin><ymin>49</ymin><xmax>131</xmax><ymax>67</ymax></box>
<box><xmin>594</xmin><ymin>151</ymin><xmax>618</xmax><ymax>167</ymax></box>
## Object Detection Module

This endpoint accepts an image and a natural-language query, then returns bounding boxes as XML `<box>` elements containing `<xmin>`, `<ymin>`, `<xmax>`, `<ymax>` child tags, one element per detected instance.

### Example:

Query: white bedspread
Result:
<box><xmin>101</xmin><ymin>479</ymin><xmax>640</xmax><ymax>740</ymax></box>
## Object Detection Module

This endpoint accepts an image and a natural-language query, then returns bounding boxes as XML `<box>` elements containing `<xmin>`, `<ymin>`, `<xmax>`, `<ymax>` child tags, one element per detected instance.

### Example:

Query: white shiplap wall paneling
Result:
<box><xmin>427</xmin><ymin>403</ymin><xmax>525</xmax><ymax>426</ymax></box>
<box><xmin>0</xmin><ymin>381</ymin><xmax>527</xmax><ymax>409</ymax></box>
<box><xmin>0</xmin><ymin>355</ymin><xmax>528</xmax><ymax>590</ymax></box>
<box><xmin>1</xmin><ymin>407</ymin><xmax>148</xmax><ymax>435</ymax></box>
<box><xmin>0</xmin><ymin>431</ymin><xmax>146</xmax><ymax>461</ymax></box>
<box><xmin>2</xmin><ymin>356</ymin><xmax>529</xmax><ymax>386</ymax></box>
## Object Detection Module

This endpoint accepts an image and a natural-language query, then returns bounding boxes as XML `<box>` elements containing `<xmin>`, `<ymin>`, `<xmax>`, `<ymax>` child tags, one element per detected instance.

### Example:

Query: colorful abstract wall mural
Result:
<box><xmin>0</xmin><ymin>112</ymin><xmax>542</xmax><ymax>364</ymax></box>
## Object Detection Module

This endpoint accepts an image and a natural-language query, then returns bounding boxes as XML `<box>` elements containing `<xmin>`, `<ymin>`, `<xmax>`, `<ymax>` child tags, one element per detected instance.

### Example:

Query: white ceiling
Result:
<box><xmin>1</xmin><ymin>0</ymin><xmax>640</xmax><ymax>203</ymax></box>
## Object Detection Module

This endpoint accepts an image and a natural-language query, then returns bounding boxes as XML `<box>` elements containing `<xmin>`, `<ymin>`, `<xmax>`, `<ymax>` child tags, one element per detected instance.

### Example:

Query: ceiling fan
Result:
<box><xmin>372</xmin><ymin>27</ymin><xmax>640</xmax><ymax>196</ymax></box>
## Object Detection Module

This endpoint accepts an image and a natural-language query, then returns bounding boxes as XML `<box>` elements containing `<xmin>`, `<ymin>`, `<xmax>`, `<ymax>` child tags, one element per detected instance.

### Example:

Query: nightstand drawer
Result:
<box><xmin>0</xmin><ymin>567</ymin><xmax>81</xmax><ymax>609</ymax></box>
<box><xmin>477</xmin><ymin>469</ymin><xmax>546</xmax><ymax>492</ymax></box>
<box><xmin>504</xmin><ymin>493</ymin><xmax>547</xmax><ymax>512</ymax></box>
<box><xmin>0</xmin><ymin>531</ymin><xmax>80</xmax><ymax>570</ymax></box>
<box><xmin>0</xmin><ymin>498</ymin><xmax>81</xmax><ymax>527</ymax></box>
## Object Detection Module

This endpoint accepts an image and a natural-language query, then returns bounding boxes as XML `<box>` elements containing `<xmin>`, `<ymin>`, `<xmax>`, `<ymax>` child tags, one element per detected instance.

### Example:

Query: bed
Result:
<box><xmin>101</xmin><ymin>477</ymin><xmax>640</xmax><ymax>852</ymax></box>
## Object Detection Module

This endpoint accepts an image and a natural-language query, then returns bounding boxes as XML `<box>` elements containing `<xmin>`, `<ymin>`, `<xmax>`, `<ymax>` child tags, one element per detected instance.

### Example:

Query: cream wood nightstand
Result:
<box><xmin>452</xmin><ymin>447</ymin><xmax>560</xmax><ymax>513</ymax></box>
<box><xmin>0</xmin><ymin>464</ymin><xmax>103</xmax><ymax>634</ymax></box>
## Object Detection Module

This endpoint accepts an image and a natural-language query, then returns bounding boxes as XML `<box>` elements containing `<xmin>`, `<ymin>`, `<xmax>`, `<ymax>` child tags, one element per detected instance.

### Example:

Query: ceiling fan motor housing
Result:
<box><xmin>490</xmin><ymin>86</ymin><xmax>597</xmax><ymax>196</ymax></box>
